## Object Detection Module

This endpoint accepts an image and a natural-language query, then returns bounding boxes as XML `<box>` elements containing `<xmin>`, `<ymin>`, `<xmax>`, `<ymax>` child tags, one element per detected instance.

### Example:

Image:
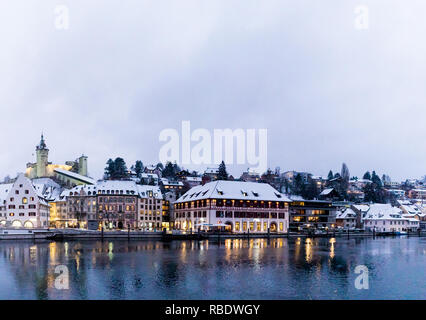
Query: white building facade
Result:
<box><xmin>0</xmin><ymin>174</ymin><xmax>50</xmax><ymax>228</ymax></box>
<box><xmin>363</xmin><ymin>204</ymin><xmax>419</xmax><ymax>232</ymax></box>
<box><xmin>137</xmin><ymin>185</ymin><xmax>164</xmax><ymax>230</ymax></box>
<box><xmin>174</xmin><ymin>181</ymin><xmax>290</xmax><ymax>233</ymax></box>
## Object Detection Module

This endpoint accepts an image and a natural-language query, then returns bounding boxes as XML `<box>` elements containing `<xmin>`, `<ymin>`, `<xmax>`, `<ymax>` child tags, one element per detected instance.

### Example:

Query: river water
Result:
<box><xmin>0</xmin><ymin>237</ymin><xmax>425</xmax><ymax>299</ymax></box>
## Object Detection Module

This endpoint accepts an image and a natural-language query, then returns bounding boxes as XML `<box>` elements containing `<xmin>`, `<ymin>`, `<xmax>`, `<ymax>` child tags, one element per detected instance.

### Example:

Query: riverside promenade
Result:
<box><xmin>1</xmin><ymin>228</ymin><xmax>425</xmax><ymax>241</ymax></box>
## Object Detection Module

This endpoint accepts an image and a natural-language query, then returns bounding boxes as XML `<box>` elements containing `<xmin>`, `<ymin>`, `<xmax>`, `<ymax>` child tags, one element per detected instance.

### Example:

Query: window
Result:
<box><xmin>22</xmin><ymin>197</ymin><xmax>28</xmax><ymax>204</ymax></box>
<box><xmin>279</xmin><ymin>222</ymin><xmax>284</xmax><ymax>232</ymax></box>
<box><xmin>257</xmin><ymin>222</ymin><xmax>261</xmax><ymax>231</ymax></box>
<box><xmin>235</xmin><ymin>221</ymin><xmax>240</xmax><ymax>231</ymax></box>
<box><xmin>9</xmin><ymin>213</ymin><xmax>14</xmax><ymax>217</ymax></box>
<box><xmin>243</xmin><ymin>221</ymin><xmax>247</xmax><ymax>231</ymax></box>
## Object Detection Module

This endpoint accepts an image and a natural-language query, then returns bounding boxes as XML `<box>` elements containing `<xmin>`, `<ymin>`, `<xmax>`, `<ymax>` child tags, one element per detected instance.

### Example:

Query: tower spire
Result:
<box><xmin>37</xmin><ymin>132</ymin><xmax>47</xmax><ymax>150</ymax></box>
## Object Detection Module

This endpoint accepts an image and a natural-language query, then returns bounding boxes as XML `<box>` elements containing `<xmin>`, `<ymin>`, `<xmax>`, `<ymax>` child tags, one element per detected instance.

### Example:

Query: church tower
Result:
<box><xmin>36</xmin><ymin>134</ymin><xmax>49</xmax><ymax>178</ymax></box>
<box><xmin>78</xmin><ymin>155</ymin><xmax>88</xmax><ymax>177</ymax></box>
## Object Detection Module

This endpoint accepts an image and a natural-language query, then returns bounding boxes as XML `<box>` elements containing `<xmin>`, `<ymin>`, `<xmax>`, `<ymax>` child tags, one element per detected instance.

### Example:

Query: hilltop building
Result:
<box><xmin>25</xmin><ymin>134</ymin><xmax>94</xmax><ymax>187</ymax></box>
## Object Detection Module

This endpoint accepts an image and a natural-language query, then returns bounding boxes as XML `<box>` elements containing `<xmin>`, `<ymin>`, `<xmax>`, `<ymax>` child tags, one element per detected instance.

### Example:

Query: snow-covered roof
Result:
<box><xmin>65</xmin><ymin>184</ymin><xmax>98</xmax><ymax>197</ymax></box>
<box><xmin>400</xmin><ymin>204</ymin><xmax>421</xmax><ymax>215</ymax></box>
<box><xmin>176</xmin><ymin>180</ymin><xmax>291</xmax><ymax>203</ymax></box>
<box><xmin>320</xmin><ymin>188</ymin><xmax>335</xmax><ymax>196</ymax></box>
<box><xmin>336</xmin><ymin>208</ymin><xmax>357</xmax><ymax>219</ymax></box>
<box><xmin>397</xmin><ymin>200</ymin><xmax>412</xmax><ymax>206</ymax></box>
<box><xmin>137</xmin><ymin>185</ymin><xmax>163</xmax><ymax>199</ymax></box>
<box><xmin>353</xmin><ymin>204</ymin><xmax>370</xmax><ymax>212</ymax></box>
<box><xmin>186</xmin><ymin>176</ymin><xmax>202</xmax><ymax>182</ymax></box>
<box><xmin>288</xmin><ymin>194</ymin><xmax>305</xmax><ymax>201</ymax></box>
<box><xmin>0</xmin><ymin>183</ymin><xmax>13</xmax><ymax>204</ymax></box>
<box><xmin>161</xmin><ymin>178</ymin><xmax>184</xmax><ymax>186</ymax></box>
<box><xmin>141</xmin><ymin>173</ymin><xmax>158</xmax><ymax>179</ymax></box>
<box><xmin>96</xmin><ymin>180</ymin><xmax>138</xmax><ymax>195</ymax></box>
<box><xmin>54</xmin><ymin>168</ymin><xmax>96</xmax><ymax>184</ymax></box>
<box><xmin>32</xmin><ymin>178</ymin><xmax>64</xmax><ymax>201</ymax></box>
<box><xmin>363</xmin><ymin>204</ymin><xmax>403</xmax><ymax>220</ymax></box>
<box><xmin>204</xmin><ymin>167</ymin><xmax>219</xmax><ymax>174</ymax></box>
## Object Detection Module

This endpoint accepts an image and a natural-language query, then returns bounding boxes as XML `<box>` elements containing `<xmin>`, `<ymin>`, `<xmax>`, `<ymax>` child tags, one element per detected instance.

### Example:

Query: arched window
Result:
<box><xmin>24</xmin><ymin>221</ymin><xmax>34</xmax><ymax>228</ymax></box>
<box><xmin>12</xmin><ymin>220</ymin><xmax>22</xmax><ymax>227</ymax></box>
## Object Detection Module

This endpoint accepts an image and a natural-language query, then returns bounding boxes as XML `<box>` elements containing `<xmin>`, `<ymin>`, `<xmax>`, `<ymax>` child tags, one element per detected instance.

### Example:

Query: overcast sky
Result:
<box><xmin>0</xmin><ymin>0</ymin><xmax>425</xmax><ymax>182</ymax></box>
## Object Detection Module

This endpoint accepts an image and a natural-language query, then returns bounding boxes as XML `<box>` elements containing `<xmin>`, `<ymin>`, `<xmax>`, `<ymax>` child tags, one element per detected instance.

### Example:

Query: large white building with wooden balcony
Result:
<box><xmin>174</xmin><ymin>180</ymin><xmax>291</xmax><ymax>233</ymax></box>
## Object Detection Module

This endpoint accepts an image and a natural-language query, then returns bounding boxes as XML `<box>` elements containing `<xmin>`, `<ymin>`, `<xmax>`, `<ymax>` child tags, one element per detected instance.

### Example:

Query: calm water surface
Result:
<box><xmin>0</xmin><ymin>237</ymin><xmax>425</xmax><ymax>300</ymax></box>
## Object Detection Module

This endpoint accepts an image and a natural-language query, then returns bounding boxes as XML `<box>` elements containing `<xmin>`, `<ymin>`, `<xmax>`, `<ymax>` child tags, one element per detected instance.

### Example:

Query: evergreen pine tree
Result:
<box><xmin>294</xmin><ymin>173</ymin><xmax>303</xmax><ymax>195</ymax></box>
<box><xmin>135</xmin><ymin>160</ymin><xmax>143</xmax><ymax>178</ymax></box>
<box><xmin>217</xmin><ymin>161</ymin><xmax>228</xmax><ymax>180</ymax></box>
<box><xmin>162</xmin><ymin>162</ymin><xmax>174</xmax><ymax>178</ymax></box>
<box><xmin>113</xmin><ymin>158</ymin><xmax>128</xmax><ymax>180</ymax></box>
<box><xmin>105</xmin><ymin>159</ymin><xmax>115</xmax><ymax>179</ymax></box>
<box><xmin>371</xmin><ymin>171</ymin><xmax>382</xmax><ymax>187</ymax></box>
<box><xmin>363</xmin><ymin>171</ymin><xmax>371</xmax><ymax>180</ymax></box>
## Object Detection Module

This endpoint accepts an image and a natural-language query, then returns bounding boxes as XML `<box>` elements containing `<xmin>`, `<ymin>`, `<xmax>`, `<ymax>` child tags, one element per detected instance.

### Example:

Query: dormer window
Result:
<box><xmin>252</xmin><ymin>192</ymin><xmax>259</xmax><ymax>197</ymax></box>
<box><xmin>217</xmin><ymin>188</ymin><xmax>224</xmax><ymax>195</ymax></box>
<box><xmin>241</xmin><ymin>190</ymin><xmax>248</xmax><ymax>197</ymax></box>
<box><xmin>274</xmin><ymin>192</ymin><xmax>282</xmax><ymax>198</ymax></box>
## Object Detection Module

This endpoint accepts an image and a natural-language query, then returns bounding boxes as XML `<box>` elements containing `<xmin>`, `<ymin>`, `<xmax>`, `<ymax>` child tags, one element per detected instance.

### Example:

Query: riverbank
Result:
<box><xmin>1</xmin><ymin>228</ymin><xmax>425</xmax><ymax>241</ymax></box>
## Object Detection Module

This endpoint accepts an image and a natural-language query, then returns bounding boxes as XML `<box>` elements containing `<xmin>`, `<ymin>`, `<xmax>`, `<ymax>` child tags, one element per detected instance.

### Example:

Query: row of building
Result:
<box><xmin>1</xmin><ymin>172</ymin><xmax>425</xmax><ymax>233</ymax></box>
<box><xmin>0</xmin><ymin>174</ymin><xmax>167</xmax><ymax>230</ymax></box>
<box><xmin>0</xmin><ymin>135</ymin><xmax>425</xmax><ymax>233</ymax></box>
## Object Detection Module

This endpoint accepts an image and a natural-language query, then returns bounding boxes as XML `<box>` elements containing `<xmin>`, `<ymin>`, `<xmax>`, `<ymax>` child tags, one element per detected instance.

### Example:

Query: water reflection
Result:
<box><xmin>0</xmin><ymin>237</ymin><xmax>424</xmax><ymax>299</ymax></box>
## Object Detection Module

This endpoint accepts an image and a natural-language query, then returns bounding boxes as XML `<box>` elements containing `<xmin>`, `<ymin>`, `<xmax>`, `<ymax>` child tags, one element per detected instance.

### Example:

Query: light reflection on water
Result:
<box><xmin>0</xmin><ymin>237</ymin><xmax>425</xmax><ymax>300</ymax></box>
